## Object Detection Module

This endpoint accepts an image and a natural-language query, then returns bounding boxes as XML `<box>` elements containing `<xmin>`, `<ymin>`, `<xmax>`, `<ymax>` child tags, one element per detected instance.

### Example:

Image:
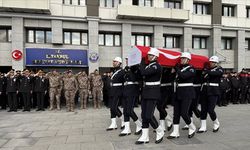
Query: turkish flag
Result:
<box><xmin>132</xmin><ymin>46</ymin><xmax>209</xmax><ymax>69</ymax></box>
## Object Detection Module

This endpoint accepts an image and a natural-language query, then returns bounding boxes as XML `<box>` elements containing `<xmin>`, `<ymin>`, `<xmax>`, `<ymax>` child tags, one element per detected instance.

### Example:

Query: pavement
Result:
<box><xmin>0</xmin><ymin>104</ymin><xmax>250</xmax><ymax>150</ymax></box>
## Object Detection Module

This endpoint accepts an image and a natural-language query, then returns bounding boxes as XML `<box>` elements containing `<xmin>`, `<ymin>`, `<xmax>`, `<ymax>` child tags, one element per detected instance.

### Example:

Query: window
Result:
<box><xmin>99</xmin><ymin>33</ymin><xmax>121</xmax><ymax>46</ymax></box>
<box><xmin>133</xmin><ymin>0</ymin><xmax>153</xmax><ymax>7</ymax></box>
<box><xmin>164</xmin><ymin>0</ymin><xmax>181</xmax><ymax>9</ymax></box>
<box><xmin>193</xmin><ymin>3</ymin><xmax>210</xmax><ymax>15</ymax></box>
<box><xmin>223</xmin><ymin>5</ymin><xmax>235</xmax><ymax>17</ymax></box>
<box><xmin>100</xmin><ymin>0</ymin><xmax>121</xmax><ymax>8</ymax></box>
<box><xmin>192</xmin><ymin>37</ymin><xmax>207</xmax><ymax>49</ymax></box>
<box><xmin>221</xmin><ymin>38</ymin><xmax>233</xmax><ymax>50</ymax></box>
<box><xmin>131</xmin><ymin>34</ymin><xmax>152</xmax><ymax>46</ymax></box>
<box><xmin>63</xmin><ymin>31</ymin><xmax>88</xmax><ymax>45</ymax></box>
<box><xmin>27</xmin><ymin>29</ymin><xmax>51</xmax><ymax>44</ymax></box>
<box><xmin>164</xmin><ymin>35</ymin><xmax>180</xmax><ymax>48</ymax></box>
<box><xmin>63</xmin><ymin>0</ymin><xmax>86</xmax><ymax>6</ymax></box>
<box><xmin>247</xmin><ymin>7</ymin><xmax>250</xmax><ymax>18</ymax></box>
<box><xmin>245</xmin><ymin>39</ymin><xmax>250</xmax><ymax>50</ymax></box>
<box><xmin>0</xmin><ymin>28</ymin><xmax>11</xmax><ymax>42</ymax></box>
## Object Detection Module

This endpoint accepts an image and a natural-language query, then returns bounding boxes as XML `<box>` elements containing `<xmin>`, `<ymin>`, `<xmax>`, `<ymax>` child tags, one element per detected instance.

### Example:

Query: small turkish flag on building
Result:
<box><xmin>12</xmin><ymin>50</ymin><xmax>23</xmax><ymax>60</ymax></box>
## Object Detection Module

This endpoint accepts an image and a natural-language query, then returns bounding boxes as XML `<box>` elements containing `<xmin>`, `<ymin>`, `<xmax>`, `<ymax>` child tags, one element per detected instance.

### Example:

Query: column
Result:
<box><xmin>182</xmin><ymin>27</ymin><xmax>192</xmax><ymax>52</ymax></box>
<box><xmin>52</xmin><ymin>20</ymin><xmax>63</xmax><ymax>44</ymax></box>
<box><xmin>235</xmin><ymin>30</ymin><xmax>246</xmax><ymax>72</ymax></box>
<box><xmin>122</xmin><ymin>23</ymin><xmax>131</xmax><ymax>59</ymax></box>
<box><xmin>153</xmin><ymin>25</ymin><xmax>163</xmax><ymax>48</ymax></box>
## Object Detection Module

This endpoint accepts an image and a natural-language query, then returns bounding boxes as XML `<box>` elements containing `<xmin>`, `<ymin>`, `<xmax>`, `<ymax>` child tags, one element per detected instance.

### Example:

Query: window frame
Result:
<box><xmin>192</xmin><ymin>36</ymin><xmax>207</xmax><ymax>49</ymax></box>
<box><xmin>98</xmin><ymin>32</ymin><xmax>121</xmax><ymax>47</ymax></box>
<box><xmin>164</xmin><ymin>0</ymin><xmax>181</xmax><ymax>9</ymax></box>
<box><xmin>132</xmin><ymin>0</ymin><xmax>153</xmax><ymax>7</ymax></box>
<box><xmin>193</xmin><ymin>3</ymin><xmax>210</xmax><ymax>15</ymax></box>
<box><xmin>100</xmin><ymin>0</ymin><xmax>121</xmax><ymax>8</ymax></box>
<box><xmin>0</xmin><ymin>28</ymin><xmax>12</xmax><ymax>42</ymax></box>
<box><xmin>221</xmin><ymin>38</ymin><xmax>233</xmax><ymax>50</ymax></box>
<box><xmin>63</xmin><ymin>30</ymin><xmax>88</xmax><ymax>45</ymax></box>
<box><xmin>222</xmin><ymin>5</ymin><xmax>235</xmax><ymax>17</ymax></box>
<box><xmin>26</xmin><ymin>29</ymin><xmax>52</xmax><ymax>44</ymax></box>
<box><xmin>247</xmin><ymin>7</ymin><xmax>250</xmax><ymax>18</ymax></box>
<box><xmin>131</xmin><ymin>34</ymin><xmax>152</xmax><ymax>47</ymax></box>
<box><xmin>163</xmin><ymin>35</ymin><xmax>180</xmax><ymax>48</ymax></box>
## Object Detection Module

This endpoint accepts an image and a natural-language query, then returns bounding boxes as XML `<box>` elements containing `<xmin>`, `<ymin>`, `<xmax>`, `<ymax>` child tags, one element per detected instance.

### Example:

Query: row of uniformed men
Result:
<box><xmin>0</xmin><ymin>69</ymin><xmax>103</xmax><ymax>112</ymax></box>
<box><xmin>106</xmin><ymin>48</ymin><xmax>223</xmax><ymax>144</ymax></box>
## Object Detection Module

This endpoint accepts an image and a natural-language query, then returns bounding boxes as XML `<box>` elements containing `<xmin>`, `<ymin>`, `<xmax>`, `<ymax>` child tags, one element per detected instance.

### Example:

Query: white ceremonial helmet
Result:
<box><xmin>180</xmin><ymin>52</ymin><xmax>191</xmax><ymax>60</ymax></box>
<box><xmin>113</xmin><ymin>57</ymin><xmax>122</xmax><ymax>63</ymax></box>
<box><xmin>209</xmin><ymin>56</ymin><xmax>219</xmax><ymax>63</ymax></box>
<box><xmin>147</xmin><ymin>47</ymin><xmax>160</xmax><ymax>57</ymax></box>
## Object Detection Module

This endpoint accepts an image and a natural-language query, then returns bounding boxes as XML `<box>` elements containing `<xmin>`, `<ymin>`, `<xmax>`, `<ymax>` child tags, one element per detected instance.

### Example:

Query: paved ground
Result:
<box><xmin>0</xmin><ymin>104</ymin><xmax>250</xmax><ymax>150</ymax></box>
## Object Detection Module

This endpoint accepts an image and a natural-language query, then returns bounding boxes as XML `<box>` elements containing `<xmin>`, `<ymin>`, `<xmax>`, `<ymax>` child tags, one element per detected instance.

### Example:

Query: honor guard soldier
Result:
<box><xmin>47</xmin><ymin>70</ymin><xmax>63</xmax><ymax>110</ymax></box>
<box><xmin>157</xmin><ymin>67</ymin><xmax>173</xmax><ymax>132</ymax></box>
<box><xmin>198</xmin><ymin>56</ymin><xmax>223</xmax><ymax>133</ymax></box>
<box><xmin>33</xmin><ymin>70</ymin><xmax>48</xmax><ymax>111</ymax></box>
<box><xmin>167</xmin><ymin>52</ymin><xmax>196</xmax><ymax>139</ymax></box>
<box><xmin>136</xmin><ymin>48</ymin><xmax>164</xmax><ymax>144</ymax></box>
<box><xmin>0</xmin><ymin>73</ymin><xmax>7</xmax><ymax>110</ymax></box>
<box><xmin>6</xmin><ymin>70</ymin><xmax>18</xmax><ymax>112</ymax></box>
<box><xmin>18</xmin><ymin>69</ymin><xmax>33</xmax><ymax>111</ymax></box>
<box><xmin>119</xmin><ymin>58</ymin><xmax>142</xmax><ymax>136</ymax></box>
<box><xmin>106</xmin><ymin>57</ymin><xmax>125</xmax><ymax>131</ymax></box>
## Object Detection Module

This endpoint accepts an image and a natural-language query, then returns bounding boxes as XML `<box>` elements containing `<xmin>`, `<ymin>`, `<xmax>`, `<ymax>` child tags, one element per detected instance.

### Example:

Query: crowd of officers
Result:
<box><xmin>0</xmin><ymin>69</ymin><xmax>103</xmax><ymax>112</ymax></box>
<box><xmin>105</xmin><ymin>48</ymin><xmax>250</xmax><ymax>145</ymax></box>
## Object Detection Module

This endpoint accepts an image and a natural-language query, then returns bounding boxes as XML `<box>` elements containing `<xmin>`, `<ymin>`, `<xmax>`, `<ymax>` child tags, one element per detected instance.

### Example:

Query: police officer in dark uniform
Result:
<box><xmin>33</xmin><ymin>70</ymin><xmax>48</xmax><ymax>111</ymax></box>
<box><xmin>230</xmin><ymin>72</ymin><xmax>240</xmax><ymax>104</ymax></box>
<box><xmin>6</xmin><ymin>70</ymin><xmax>18</xmax><ymax>112</ymax></box>
<box><xmin>135</xmin><ymin>48</ymin><xmax>164</xmax><ymax>144</ymax></box>
<box><xmin>167</xmin><ymin>52</ymin><xmax>196</xmax><ymax>139</ymax></box>
<box><xmin>0</xmin><ymin>73</ymin><xmax>7</xmax><ymax>110</ymax></box>
<box><xmin>106</xmin><ymin>57</ymin><xmax>125</xmax><ymax>131</ymax></box>
<box><xmin>157</xmin><ymin>67</ymin><xmax>173</xmax><ymax>131</ymax></box>
<box><xmin>119</xmin><ymin>58</ymin><xmax>142</xmax><ymax>136</ymax></box>
<box><xmin>198</xmin><ymin>56</ymin><xmax>223</xmax><ymax>133</ymax></box>
<box><xmin>219</xmin><ymin>73</ymin><xmax>230</xmax><ymax>106</ymax></box>
<box><xmin>18</xmin><ymin>69</ymin><xmax>33</xmax><ymax>111</ymax></box>
<box><xmin>239</xmin><ymin>69</ymin><xmax>248</xmax><ymax>104</ymax></box>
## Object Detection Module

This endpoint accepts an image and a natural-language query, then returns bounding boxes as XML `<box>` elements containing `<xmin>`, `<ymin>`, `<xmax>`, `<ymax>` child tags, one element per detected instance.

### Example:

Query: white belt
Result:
<box><xmin>161</xmin><ymin>83</ymin><xmax>172</xmax><ymax>87</ymax></box>
<box><xmin>177</xmin><ymin>83</ymin><xmax>194</xmax><ymax>87</ymax></box>
<box><xmin>145</xmin><ymin>81</ymin><xmax>161</xmax><ymax>86</ymax></box>
<box><xmin>193</xmin><ymin>84</ymin><xmax>201</xmax><ymax>87</ymax></box>
<box><xmin>203</xmin><ymin>83</ymin><xmax>219</xmax><ymax>87</ymax></box>
<box><xmin>111</xmin><ymin>83</ymin><xmax>123</xmax><ymax>87</ymax></box>
<box><xmin>124</xmin><ymin>81</ymin><xmax>139</xmax><ymax>86</ymax></box>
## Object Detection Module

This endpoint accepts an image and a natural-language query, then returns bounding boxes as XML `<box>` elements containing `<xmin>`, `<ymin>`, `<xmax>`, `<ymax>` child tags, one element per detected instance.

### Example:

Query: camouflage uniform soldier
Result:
<box><xmin>47</xmin><ymin>70</ymin><xmax>63</xmax><ymax>110</ymax></box>
<box><xmin>63</xmin><ymin>70</ymin><xmax>78</xmax><ymax>112</ymax></box>
<box><xmin>76</xmin><ymin>71</ymin><xmax>90</xmax><ymax>109</ymax></box>
<box><xmin>91</xmin><ymin>70</ymin><xmax>103</xmax><ymax>109</ymax></box>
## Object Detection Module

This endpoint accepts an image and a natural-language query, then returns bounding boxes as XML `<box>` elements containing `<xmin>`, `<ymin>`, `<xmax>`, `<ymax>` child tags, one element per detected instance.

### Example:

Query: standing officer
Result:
<box><xmin>119</xmin><ymin>58</ymin><xmax>142</xmax><ymax>136</ymax></box>
<box><xmin>47</xmin><ymin>70</ymin><xmax>63</xmax><ymax>110</ymax></box>
<box><xmin>91</xmin><ymin>69</ymin><xmax>103</xmax><ymax>109</ymax></box>
<box><xmin>106</xmin><ymin>57</ymin><xmax>125</xmax><ymax>131</ymax></box>
<box><xmin>0</xmin><ymin>72</ymin><xmax>7</xmax><ymax>110</ymax></box>
<box><xmin>157</xmin><ymin>67</ymin><xmax>173</xmax><ymax>132</ymax></box>
<box><xmin>198</xmin><ymin>56</ymin><xmax>223</xmax><ymax>133</ymax></box>
<box><xmin>167</xmin><ymin>52</ymin><xmax>196</xmax><ymax>139</ymax></box>
<box><xmin>18</xmin><ymin>69</ymin><xmax>33</xmax><ymax>111</ymax></box>
<box><xmin>76</xmin><ymin>71</ymin><xmax>89</xmax><ymax>109</ymax></box>
<box><xmin>239</xmin><ymin>69</ymin><xmax>248</xmax><ymax>104</ymax></box>
<box><xmin>33</xmin><ymin>70</ymin><xmax>48</xmax><ymax>111</ymax></box>
<box><xmin>230</xmin><ymin>72</ymin><xmax>240</xmax><ymax>104</ymax></box>
<box><xmin>219</xmin><ymin>73</ymin><xmax>230</xmax><ymax>106</ymax></box>
<box><xmin>136</xmin><ymin>48</ymin><xmax>164</xmax><ymax>144</ymax></box>
<box><xmin>6</xmin><ymin>70</ymin><xmax>18</xmax><ymax>112</ymax></box>
<box><xmin>63</xmin><ymin>70</ymin><xmax>78</xmax><ymax>112</ymax></box>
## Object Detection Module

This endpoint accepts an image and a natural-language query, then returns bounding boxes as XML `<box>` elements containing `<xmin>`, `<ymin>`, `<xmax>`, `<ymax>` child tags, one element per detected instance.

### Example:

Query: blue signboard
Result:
<box><xmin>26</xmin><ymin>48</ymin><xmax>88</xmax><ymax>67</ymax></box>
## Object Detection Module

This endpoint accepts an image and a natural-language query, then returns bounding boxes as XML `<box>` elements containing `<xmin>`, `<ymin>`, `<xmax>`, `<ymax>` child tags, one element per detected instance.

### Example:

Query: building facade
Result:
<box><xmin>0</xmin><ymin>0</ymin><xmax>250</xmax><ymax>73</ymax></box>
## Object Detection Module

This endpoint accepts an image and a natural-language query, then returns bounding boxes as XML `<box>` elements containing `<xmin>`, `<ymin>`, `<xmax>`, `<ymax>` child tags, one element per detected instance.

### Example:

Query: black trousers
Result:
<box><xmin>17</xmin><ymin>92</ymin><xmax>23</xmax><ymax>109</ymax></box>
<box><xmin>220</xmin><ymin>90</ymin><xmax>228</xmax><ymax>105</ymax></box>
<box><xmin>7</xmin><ymin>92</ymin><xmax>17</xmax><ymax>111</ymax></box>
<box><xmin>123</xmin><ymin>96</ymin><xmax>138</xmax><ymax>122</ymax></box>
<box><xmin>240</xmin><ymin>86</ymin><xmax>248</xmax><ymax>104</ymax></box>
<box><xmin>189</xmin><ymin>87</ymin><xmax>201</xmax><ymax>118</ymax></box>
<box><xmin>157</xmin><ymin>90</ymin><xmax>168</xmax><ymax>120</ymax></box>
<box><xmin>32</xmin><ymin>92</ymin><xmax>37</xmax><ymax>108</ymax></box>
<box><xmin>0</xmin><ymin>92</ymin><xmax>7</xmax><ymax>109</ymax></box>
<box><xmin>200</xmin><ymin>95</ymin><xmax>218</xmax><ymax>121</ymax></box>
<box><xmin>232</xmin><ymin>88</ymin><xmax>239</xmax><ymax>104</ymax></box>
<box><xmin>36</xmin><ymin>92</ymin><xmax>45</xmax><ymax>110</ymax></box>
<box><xmin>173</xmin><ymin>97</ymin><xmax>192</xmax><ymax>125</ymax></box>
<box><xmin>110</xmin><ymin>96</ymin><xmax>122</xmax><ymax>118</ymax></box>
<box><xmin>141</xmin><ymin>99</ymin><xmax>158</xmax><ymax>129</ymax></box>
<box><xmin>22</xmin><ymin>92</ymin><xmax>31</xmax><ymax>110</ymax></box>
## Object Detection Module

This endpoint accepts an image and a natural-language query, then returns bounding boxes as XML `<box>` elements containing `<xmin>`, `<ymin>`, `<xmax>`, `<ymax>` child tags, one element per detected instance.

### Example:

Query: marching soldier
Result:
<box><xmin>106</xmin><ymin>57</ymin><xmax>125</xmax><ymax>131</ymax></box>
<box><xmin>18</xmin><ymin>69</ymin><xmax>33</xmax><ymax>111</ymax></box>
<box><xmin>63</xmin><ymin>70</ymin><xmax>78</xmax><ymax>112</ymax></box>
<box><xmin>47</xmin><ymin>70</ymin><xmax>63</xmax><ymax>110</ymax></box>
<box><xmin>76</xmin><ymin>71</ymin><xmax>89</xmax><ymax>109</ymax></box>
<box><xmin>119</xmin><ymin>58</ymin><xmax>142</xmax><ymax>136</ymax></box>
<box><xmin>167</xmin><ymin>52</ymin><xmax>196</xmax><ymax>139</ymax></box>
<box><xmin>157</xmin><ymin>67</ymin><xmax>173</xmax><ymax>132</ymax></box>
<box><xmin>0</xmin><ymin>72</ymin><xmax>7</xmax><ymax>110</ymax></box>
<box><xmin>91</xmin><ymin>69</ymin><xmax>103</xmax><ymax>109</ymax></box>
<box><xmin>198</xmin><ymin>56</ymin><xmax>223</xmax><ymax>133</ymax></box>
<box><xmin>136</xmin><ymin>48</ymin><xmax>164</xmax><ymax>144</ymax></box>
<box><xmin>33</xmin><ymin>70</ymin><xmax>48</xmax><ymax>111</ymax></box>
<box><xmin>6</xmin><ymin>70</ymin><xmax>18</xmax><ymax>112</ymax></box>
